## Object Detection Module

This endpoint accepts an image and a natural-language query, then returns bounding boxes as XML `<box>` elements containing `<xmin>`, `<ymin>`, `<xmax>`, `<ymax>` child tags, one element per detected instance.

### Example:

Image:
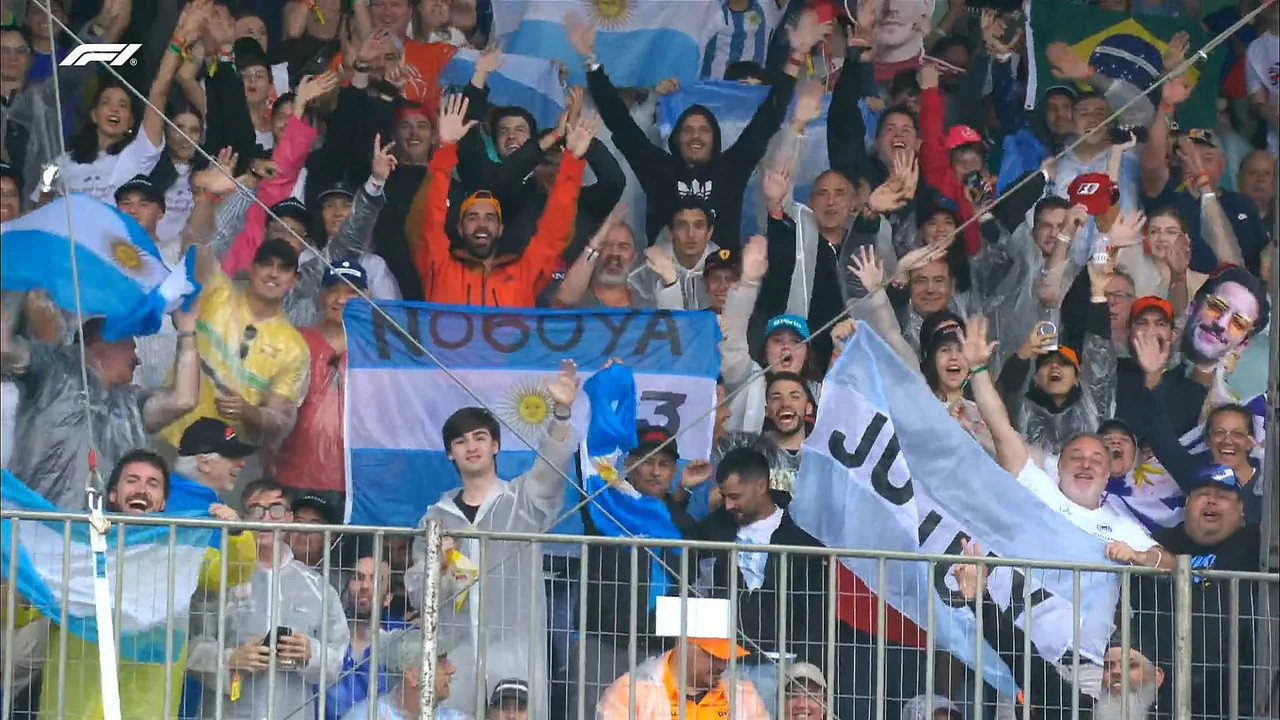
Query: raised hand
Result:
<box><xmin>1162</xmin><ymin>31</ymin><xmax>1190</xmax><ymax>73</ymax></box>
<box><xmin>1161</xmin><ymin>75</ymin><xmax>1194</xmax><ymax>107</ymax></box>
<box><xmin>1132</xmin><ymin>331</ymin><xmax>1170</xmax><ymax>375</ymax></box>
<box><xmin>192</xmin><ymin>146</ymin><xmax>239</xmax><ymax>196</ymax></box>
<box><xmin>1177</xmin><ymin>137</ymin><xmax>1212</xmax><ymax>195</ymax></box>
<box><xmin>1165</xmin><ymin>236</ymin><xmax>1191</xmax><ymax>278</ymax></box>
<box><xmin>892</xmin><ymin>149</ymin><xmax>919</xmax><ymax>199</ymax></box>
<box><xmin>565</xmin><ymin>12</ymin><xmax>597</xmax><ymax>57</ymax></box>
<box><xmin>654</xmin><ymin>78</ymin><xmax>680</xmax><ymax>96</ymax></box>
<box><xmin>1107</xmin><ymin>211</ymin><xmax>1147</xmax><ymax>249</ymax></box>
<box><xmin>295</xmin><ymin>72</ymin><xmax>339</xmax><ymax>115</ymax></box>
<box><xmin>741</xmin><ymin>234</ymin><xmax>768</xmax><ymax>284</ymax></box>
<box><xmin>565</xmin><ymin>114</ymin><xmax>599</xmax><ymax>158</ymax></box>
<box><xmin>895</xmin><ymin>242</ymin><xmax>948</xmax><ymax>278</ymax></box>
<box><xmin>565</xmin><ymin>85</ymin><xmax>585</xmax><ymax>127</ymax></box>
<box><xmin>588</xmin><ymin>202</ymin><xmax>628</xmax><ymax>250</ymax></box>
<box><xmin>848</xmin><ymin>0</ymin><xmax>875</xmax><ymax>48</ymax></box>
<box><xmin>474</xmin><ymin>41</ymin><xmax>505</xmax><ymax>77</ymax></box>
<box><xmin>1047</xmin><ymin>42</ymin><xmax>1091</xmax><ymax>82</ymax></box>
<box><xmin>436</xmin><ymin>94</ymin><xmax>478</xmax><ymax>145</ymax></box>
<box><xmin>644</xmin><ymin>246</ymin><xmax>678</xmax><ymax>285</ymax></box>
<box><xmin>679</xmin><ymin>460</ymin><xmax>714</xmax><ymax>489</ymax></box>
<box><xmin>788</xmin><ymin>10</ymin><xmax>831</xmax><ymax>54</ymax></box>
<box><xmin>546</xmin><ymin>359</ymin><xmax>580</xmax><ymax>407</ymax></box>
<box><xmin>1016</xmin><ymin>322</ymin><xmax>1059</xmax><ymax>361</ymax></box>
<box><xmin>357</xmin><ymin>29</ymin><xmax>393</xmax><ymax>64</ymax></box>
<box><xmin>867</xmin><ymin>178</ymin><xmax>908</xmax><ymax>214</ymax></box>
<box><xmin>949</xmin><ymin>539</ymin><xmax>989</xmax><ymax>602</ymax></box>
<box><xmin>960</xmin><ymin>315</ymin><xmax>997</xmax><ymax>368</ymax></box>
<box><xmin>204</xmin><ymin>3</ymin><xmax>235</xmax><ymax>47</ymax></box>
<box><xmin>847</xmin><ymin>245</ymin><xmax>885</xmax><ymax>294</ymax></box>
<box><xmin>370</xmin><ymin>133</ymin><xmax>398</xmax><ymax>182</ymax></box>
<box><xmin>1064</xmin><ymin>203</ymin><xmax>1090</xmax><ymax>239</ymax></box>
<box><xmin>918</xmin><ymin>62</ymin><xmax>940</xmax><ymax>90</ymax></box>
<box><xmin>762</xmin><ymin>165</ymin><xmax>792</xmax><ymax>210</ymax></box>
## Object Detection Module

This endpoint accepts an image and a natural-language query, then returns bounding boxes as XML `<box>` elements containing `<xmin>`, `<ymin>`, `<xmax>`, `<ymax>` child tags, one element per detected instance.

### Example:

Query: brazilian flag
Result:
<box><xmin>1028</xmin><ymin>1</ymin><xmax>1225</xmax><ymax>130</ymax></box>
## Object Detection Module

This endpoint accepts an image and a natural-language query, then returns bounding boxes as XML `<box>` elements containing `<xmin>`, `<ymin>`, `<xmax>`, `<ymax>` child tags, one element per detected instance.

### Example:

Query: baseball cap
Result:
<box><xmin>1194</xmin><ymin>463</ymin><xmax>1243</xmax><ymax>495</ymax></box>
<box><xmin>459</xmin><ymin>190</ymin><xmax>503</xmax><ymax>222</ymax></box>
<box><xmin>291</xmin><ymin>493</ymin><xmax>342</xmax><ymax>525</ymax></box>
<box><xmin>114</xmin><ymin>174</ymin><xmax>166</xmax><ymax>209</ymax></box>
<box><xmin>785</xmin><ymin>662</ymin><xmax>828</xmax><ymax>691</ymax></box>
<box><xmin>177</xmin><ymin>417</ymin><xmax>258</xmax><ymax>458</ymax></box>
<box><xmin>1097</xmin><ymin>418</ymin><xmax>1137</xmax><ymax>447</ymax></box>
<box><xmin>943</xmin><ymin>125</ymin><xmax>984</xmax><ymax>151</ymax></box>
<box><xmin>488</xmin><ymin>679</ymin><xmax>530</xmax><ymax>708</ymax></box>
<box><xmin>253</xmin><ymin>237</ymin><xmax>300</xmax><ymax>270</ymax></box>
<box><xmin>703</xmin><ymin>248</ymin><xmax>740</xmax><ymax>275</ymax></box>
<box><xmin>1067</xmin><ymin>173</ymin><xmax>1118</xmax><ymax>216</ymax></box>
<box><xmin>322</xmin><ymin>259</ymin><xmax>369</xmax><ymax>290</ymax></box>
<box><xmin>766</xmin><ymin>314</ymin><xmax>811</xmax><ymax>341</ymax></box>
<box><xmin>690</xmin><ymin>638</ymin><xmax>751</xmax><ymax>660</ymax></box>
<box><xmin>1182</xmin><ymin>128</ymin><xmax>1220</xmax><ymax>150</ymax></box>
<box><xmin>632</xmin><ymin>424</ymin><xmax>679</xmax><ymax>461</ymax></box>
<box><xmin>269</xmin><ymin>197</ymin><xmax>311</xmax><ymax>227</ymax></box>
<box><xmin>317</xmin><ymin>181</ymin><xmax>356</xmax><ymax>205</ymax></box>
<box><xmin>1037</xmin><ymin>345</ymin><xmax>1080</xmax><ymax>369</ymax></box>
<box><xmin>1130</xmin><ymin>295</ymin><xmax>1174</xmax><ymax>323</ymax></box>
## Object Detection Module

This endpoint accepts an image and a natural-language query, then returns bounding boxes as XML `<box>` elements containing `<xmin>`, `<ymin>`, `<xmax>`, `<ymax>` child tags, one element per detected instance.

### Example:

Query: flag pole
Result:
<box><xmin>86</xmin><ymin>451</ymin><xmax>123</xmax><ymax>720</ymax></box>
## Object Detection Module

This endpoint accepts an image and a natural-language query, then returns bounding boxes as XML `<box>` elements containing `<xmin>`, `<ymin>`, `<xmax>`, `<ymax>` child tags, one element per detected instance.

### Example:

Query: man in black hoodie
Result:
<box><xmin>568</xmin><ymin>12</ymin><xmax>828</xmax><ymax>246</ymax></box>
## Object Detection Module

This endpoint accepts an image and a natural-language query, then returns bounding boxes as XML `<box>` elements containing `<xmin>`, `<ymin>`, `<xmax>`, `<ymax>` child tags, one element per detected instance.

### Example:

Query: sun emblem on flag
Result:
<box><xmin>496</xmin><ymin>378</ymin><xmax>553</xmax><ymax>437</ymax></box>
<box><xmin>592</xmin><ymin>456</ymin><xmax>622</xmax><ymax>486</ymax></box>
<box><xmin>109</xmin><ymin>237</ymin><xmax>145</xmax><ymax>274</ymax></box>
<box><xmin>582</xmin><ymin>0</ymin><xmax>633</xmax><ymax>30</ymax></box>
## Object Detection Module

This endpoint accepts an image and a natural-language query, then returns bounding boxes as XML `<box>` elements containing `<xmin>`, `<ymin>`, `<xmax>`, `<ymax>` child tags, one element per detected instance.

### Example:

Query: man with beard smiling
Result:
<box><xmin>1128</xmin><ymin>265</ymin><xmax>1270</xmax><ymax>440</ymax></box>
<box><xmin>416</xmin><ymin>94</ymin><xmax>594</xmax><ymax>307</ymax></box>
<box><xmin>551</xmin><ymin>211</ymin><xmax>646</xmax><ymax>309</ymax></box>
<box><xmin>762</xmin><ymin>371</ymin><xmax>814</xmax><ymax>496</ymax></box>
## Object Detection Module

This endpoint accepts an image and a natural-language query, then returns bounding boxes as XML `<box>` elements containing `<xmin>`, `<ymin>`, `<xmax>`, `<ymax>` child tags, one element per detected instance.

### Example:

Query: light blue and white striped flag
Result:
<box><xmin>0</xmin><ymin>194</ymin><xmax>199</xmax><ymax>341</ymax></box>
<box><xmin>490</xmin><ymin>0</ymin><xmax>726</xmax><ymax>87</ymax></box>
<box><xmin>342</xmin><ymin>301</ymin><xmax>721</xmax><ymax>530</ymax></box>
<box><xmin>790</xmin><ymin>327</ymin><xmax>1119</xmax><ymax>696</ymax></box>
<box><xmin>439</xmin><ymin>48</ymin><xmax>567</xmax><ymax>131</ymax></box>
<box><xmin>0</xmin><ymin>471</ymin><xmax>213</xmax><ymax>663</ymax></box>
<box><xmin>657</xmin><ymin>81</ymin><xmax>830</xmax><ymax>238</ymax></box>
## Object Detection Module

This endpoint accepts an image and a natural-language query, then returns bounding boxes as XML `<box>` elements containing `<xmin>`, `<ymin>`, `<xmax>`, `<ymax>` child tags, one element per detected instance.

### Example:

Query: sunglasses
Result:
<box><xmin>239</xmin><ymin>325</ymin><xmax>258</xmax><ymax>361</ymax></box>
<box><xmin>1204</xmin><ymin>295</ymin><xmax>1254</xmax><ymax>337</ymax></box>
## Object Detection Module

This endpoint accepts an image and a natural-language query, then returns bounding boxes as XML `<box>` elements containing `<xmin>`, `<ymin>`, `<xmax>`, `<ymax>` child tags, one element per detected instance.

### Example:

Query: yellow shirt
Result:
<box><xmin>159</xmin><ymin>267</ymin><xmax>309</xmax><ymax>447</ymax></box>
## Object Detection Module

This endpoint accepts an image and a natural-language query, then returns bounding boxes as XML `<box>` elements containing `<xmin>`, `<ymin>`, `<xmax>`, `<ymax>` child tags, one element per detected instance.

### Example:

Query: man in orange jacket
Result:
<box><xmin>415</xmin><ymin>94</ymin><xmax>598</xmax><ymax>306</ymax></box>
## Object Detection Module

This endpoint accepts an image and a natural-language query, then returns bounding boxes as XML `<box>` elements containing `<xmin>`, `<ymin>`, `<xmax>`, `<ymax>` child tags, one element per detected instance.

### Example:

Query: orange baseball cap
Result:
<box><xmin>691</xmin><ymin>638</ymin><xmax>750</xmax><ymax>660</ymax></box>
<box><xmin>459</xmin><ymin>190</ymin><xmax>503</xmax><ymax>222</ymax></box>
<box><xmin>1130</xmin><ymin>295</ymin><xmax>1174</xmax><ymax>322</ymax></box>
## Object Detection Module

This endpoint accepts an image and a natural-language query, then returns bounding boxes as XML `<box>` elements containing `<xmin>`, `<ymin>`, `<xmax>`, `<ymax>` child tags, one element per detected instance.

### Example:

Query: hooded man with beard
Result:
<box><xmin>570</xmin><ymin>9</ymin><xmax>826</xmax><ymax>245</ymax></box>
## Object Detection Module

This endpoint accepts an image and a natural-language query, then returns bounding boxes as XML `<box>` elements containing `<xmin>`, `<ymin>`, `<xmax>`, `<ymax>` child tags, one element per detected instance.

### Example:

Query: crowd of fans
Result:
<box><xmin>0</xmin><ymin>0</ymin><xmax>1277</xmax><ymax>718</ymax></box>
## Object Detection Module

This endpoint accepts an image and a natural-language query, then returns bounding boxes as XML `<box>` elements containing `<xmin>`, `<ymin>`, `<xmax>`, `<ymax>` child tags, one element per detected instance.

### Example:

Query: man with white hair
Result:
<box><xmin>167</xmin><ymin>417</ymin><xmax>259</xmax><ymax>516</ymax></box>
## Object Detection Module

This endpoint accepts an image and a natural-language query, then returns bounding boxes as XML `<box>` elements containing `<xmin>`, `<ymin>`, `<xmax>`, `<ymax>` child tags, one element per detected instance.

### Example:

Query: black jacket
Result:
<box><xmin>586</xmin><ymin>65</ymin><xmax>795</xmax><ymax>246</ymax></box>
<box><xmin>692</xmin><ymin>491</ymin><xmax>828</xmax><ymax>663</ymax></box>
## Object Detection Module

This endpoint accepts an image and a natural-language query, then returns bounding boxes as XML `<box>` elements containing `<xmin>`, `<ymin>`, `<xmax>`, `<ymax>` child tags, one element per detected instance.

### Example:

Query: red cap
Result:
<box><xmin>1130</xmin><ymin>296</ymin><xmax>1174</xmax><ymax>322</ymax></box>
<box><xmin>1067</xmin><ymin>172</ymin><xmax>1117</xmax><ymax>216</ymax></box>
<box><xmin>943</xmin><ymin>125</ymin><xmax>984</xmax><ymax>151</ymax></box>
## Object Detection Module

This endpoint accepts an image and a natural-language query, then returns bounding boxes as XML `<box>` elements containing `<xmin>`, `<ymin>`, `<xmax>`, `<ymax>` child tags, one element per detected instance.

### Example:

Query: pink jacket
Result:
<box><xmin>221</xmin><ymin>115</ymin><xmax>317</xmax><ymax>275</ymax></box>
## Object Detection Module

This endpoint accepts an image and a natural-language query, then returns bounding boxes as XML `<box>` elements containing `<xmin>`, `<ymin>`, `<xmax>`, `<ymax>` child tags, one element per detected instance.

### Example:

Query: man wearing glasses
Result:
<box><xmin>187</xmin><ymin>478</ymin><xmax>350</xmax><ymax>720</ymax></box>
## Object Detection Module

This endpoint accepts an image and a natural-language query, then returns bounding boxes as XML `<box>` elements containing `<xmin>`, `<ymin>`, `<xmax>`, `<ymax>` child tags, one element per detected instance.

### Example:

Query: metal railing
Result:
<box><xmin>1</xmin><ymin>510</ymin><xmax>1276</xmax><ymax>720</ymax></box>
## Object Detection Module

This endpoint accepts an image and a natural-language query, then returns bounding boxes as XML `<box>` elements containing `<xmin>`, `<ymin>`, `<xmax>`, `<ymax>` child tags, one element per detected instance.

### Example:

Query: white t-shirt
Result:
<box><xmin>1017</xmin><ymin>459</ymin><xmax>1155</xmax><ymax>550</ymax></box>
<box><xmin>34</xmin><ymin>129</ymin><xmax>165</xmax><ymax>204</ymax></box>
<box><xmin>155</xmin><ymin>163</ymin><xmax>193</xmax><ymax>259</ymax></box>
<box><xmin>736</xmin><ymin>507</ymin><xmax>782</xmax><ymax>590</ymax></box>
<box><xmin>1245</xmin><ymin>32</ymin><xmax>1279</xmax><ymax>155</ymax></box>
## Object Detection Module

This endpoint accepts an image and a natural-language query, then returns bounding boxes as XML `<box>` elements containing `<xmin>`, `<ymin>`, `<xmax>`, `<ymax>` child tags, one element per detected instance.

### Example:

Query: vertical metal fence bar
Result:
<box><xmin>677</xmin><ymin>548</ymin><xmax>689</xmax><ymax>720</ymax></box>
<box><xmin>56</xmin><ymin>520</ymin><xmax>71</xmax><ymax>720</ymax></box>
<box><xmin>925</xmin><ymin>560</ymin><xmax>936</xmax><ymax>720</ymax></box>
<box><xmin>627</xmin><ymin>545</ymin><xmax>638</xmax><ymax>720</ymax></box>
<box><xmin>1172</xmin><ymin>555</ymin><xmax>1192</xmax><ymax>720</ymax></box>
<box><xmin>114</xmin><ymin>522</ymin><xmax>125</xmax><ymax>666</ymax></box>
<box><xmin>474</xmin><ymin>537</ymin><xmax>489</xmax><ymax>720</ymax></box>
<box><xmin>162</xmin><ymin>524</ymin><xmax>177</xmax><ymax>719</ymax></box>
<box><xmin>367</xmin><ymin>531</ymin><xmax>381</xmax><ymax>720</ymax></box>
<box><xmin>776</xmin><ymin>551</ymin><xmax>790</xmax><ymax>717</ymax></box>
<box><xmin>2</xmin><ymin>518</ymin><xmax>21</xmax><ymax>720</ymax></box>
<box><xmin>1021</xmin><ymin>567</ymin><xmax>1032</xmax><ymax>720</ymax></box>
<box><xmin>266</xmin><ymin>529</ymin><xmax>282</xmax><ymax>720</ymax></box>
<box><xmin>972</xmin><ymin>556</ymin><xmax>985</xmax><ymax>720</ymax></box>
<box><xmin>575</xmin><ymin>542</ymin><xmax>588</xmax><ymax>720</ymax></box>
<box><xmin>824</xmin><ymin>557</ymin><xmax>837</xmax><ymax>717</ymax></box>
<box><xmin>1071</xmin><ymin>570</ymin><xmax>1081</xmax><ymax>720</ymax></box>
<box><xmin>526</xmin><ymin>541</ymin><xmax>538</xmax><ymax>717</ymax></box>
<box><xmin>420</xmin><ymin>520</ymin><xmax>443</xmax><ymax>720</ymax></box>
<box><xmin>727</xmin><ymin>549</ymin><xmax>739</xmax><ymax>715</ymax></box>
<box><xmin>1228</xmin><ymin>577</ymin><xmax>1240</xmax><ymax>720</ymax></box>
<box><xmin>874</xmin><ymin>556</ymin><xmax>887</xmax><ymax>720</ymax></box>
<box><xmin>320</xmin><ymin>529</ymin><xmax>332</xmax><ymax>720</ymax></box>
<box><xmin>213</xmin><ymin>520</ymin><xmax>230</xmax><ymax>720</ymax></box>
<box><xmin>1119</xmin><ymin>570</ymin><xmax>1131</xmax><ymax>720</ymax></box>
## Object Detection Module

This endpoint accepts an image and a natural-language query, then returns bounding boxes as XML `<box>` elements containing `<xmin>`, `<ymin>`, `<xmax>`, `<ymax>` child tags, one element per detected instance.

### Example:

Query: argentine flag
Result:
<box><xmin>0</xmin><ymin>471</ymin><xmax>213</xmax><ymax>663</ymax></box>
<box><xmin>1</xmin><ymin>194</ymin><xmax>199</xmax><ymax>341</ymax></box>
<box><xmin>440</xmin><ymin>48</ymin><xmax>567</xmax><ymax>131</ymax></box>
<box><xmin>491</xmin><ymin>0</ymin><xmax>726</xmax><ymax>87</ymax></box>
